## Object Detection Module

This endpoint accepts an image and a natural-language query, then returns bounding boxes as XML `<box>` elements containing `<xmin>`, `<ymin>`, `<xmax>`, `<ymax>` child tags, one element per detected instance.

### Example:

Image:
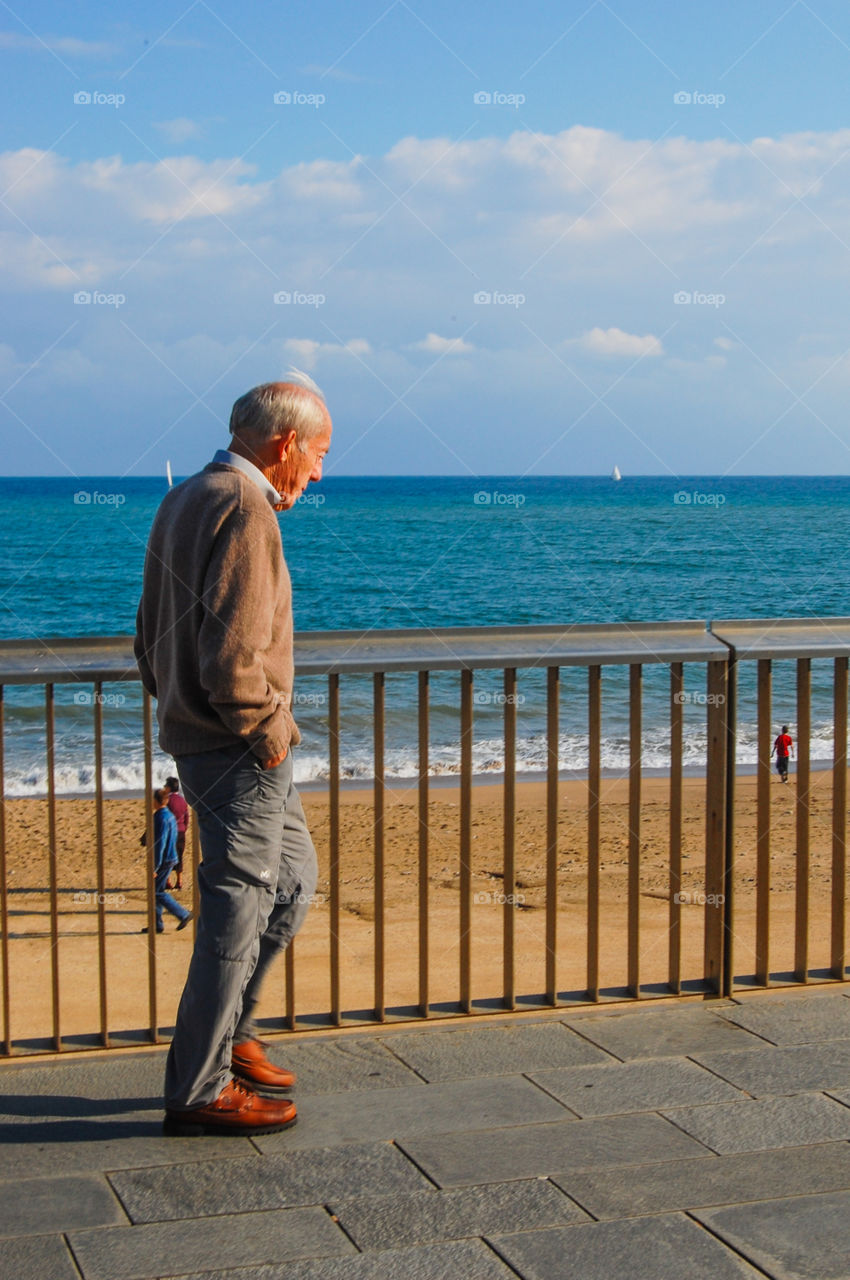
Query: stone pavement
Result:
<box><xmin>3</xmin><ymin>988</ymin><xmax>850</xmax><ymax>1279</ymax></box>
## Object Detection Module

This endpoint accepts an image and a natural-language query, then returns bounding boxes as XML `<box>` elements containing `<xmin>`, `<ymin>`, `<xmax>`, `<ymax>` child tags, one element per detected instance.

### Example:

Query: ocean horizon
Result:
<box><xmin>2</xmin><ymin>473</ymin><xmax>847</xmax><ymax>797</ymax></box>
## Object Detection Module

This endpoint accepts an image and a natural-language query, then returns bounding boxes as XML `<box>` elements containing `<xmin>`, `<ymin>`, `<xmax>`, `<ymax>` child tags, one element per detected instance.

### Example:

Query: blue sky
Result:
<box><xmin>4</xmin><ymin>0</ymin><xmax>850</xmax><ymax>476</ymax></box>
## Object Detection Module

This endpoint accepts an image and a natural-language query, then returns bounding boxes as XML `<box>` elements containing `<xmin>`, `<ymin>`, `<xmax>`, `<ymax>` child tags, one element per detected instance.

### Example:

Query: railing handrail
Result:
<box><xmin>0</xmin><ymin>618</ymin><xmax>744</xmax><ymax>684</ymax></box>
<box><xmin>711</xmin><ymin>616</ymin><xmax>850</xmax><ymax>659</ymax></box>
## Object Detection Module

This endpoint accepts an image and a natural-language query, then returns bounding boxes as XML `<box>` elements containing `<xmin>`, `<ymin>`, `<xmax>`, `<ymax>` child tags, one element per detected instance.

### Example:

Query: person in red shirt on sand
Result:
<box><xmin>771</xmin><ymin>725</ymin><xmax>794</xmax><ymax>783</ymax></box>
<box><xmin>163</xmin><ymin>776</ymin><xmax>189</xmax><ymax>891</ymax></box>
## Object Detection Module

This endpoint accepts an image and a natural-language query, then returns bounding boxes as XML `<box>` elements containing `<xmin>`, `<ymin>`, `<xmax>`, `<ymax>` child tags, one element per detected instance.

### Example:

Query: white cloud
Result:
<box><xmin>5</xmin><ymin>124</ymin><xmax>850</xmax><ymax>473</ymax></box>
<box><xmin>284</xmin><ymin>339</ymin><xmax>321</xmax><ymax>368</ymax></box>
<box><xmin>413</xmin><ymin>333</ymin><xmax>475</xmax><ymax>354</ymax></box>
<box><xmin>283</xmin><ymin>338</ymin><xmax>373</xmax><ymax>369</ymax></box>
<box><xmin>0</xmin><ymin>31</ymin><xmax>119</xmax><ymax>56</ymax></box>
<box><xmin>580</xmin><ymin>327</ymin><xmax>664</xmax><ymax>358</ymax></box>
<box><xmin>154</xmin><ymin>118</ymin><xmax>204</xmax><ymax>144</ymax></box>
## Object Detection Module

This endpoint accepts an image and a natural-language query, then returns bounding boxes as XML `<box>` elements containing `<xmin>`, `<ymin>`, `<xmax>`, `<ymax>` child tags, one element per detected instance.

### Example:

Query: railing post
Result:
<box><xmin>704</xmin><ymin>659</ymin><xmax>728</xmax><ymax>993</ymax></box>
<box><xmin>329</xmin><ymin>672</ymin><xmax>341</xmax><ymax>1025</ymax></box>
<box><xmin>0</xmin><ymin>685</ymin><xmax>9</xmax><ymax>1055</ymax></box>
<box><xmin>587</xmin><ymin>665</ymin><xmax>601</xmax><ymax>1002</ymax></box>
<box><xmin>503</xmin><ymin>668</ymin><xmax>517</xmax><ymax>1010</ymax></box>
<box><xmin>756</xmin><ymin>659</ymin><xmax>772</xmax><ymax>986</ymax></box>
<box><xmin>142</xmin><ymin>689</ymin><xmax>158</xmax><ymax>1043</ymax></box>
<box><xmin>627</xmin><ymin>664</ymin><xmax>642</xmax><ymax>998</ymax></box>
<box><xmin>546</xmin><ymin>666</ymin><xmax>560</xmax><ymax>1005</ymax></box>
<box><xmin>46</xmin><ymin>684</ymin><xmax>61</xmax><ymax>1050</ymax></box>
<box><xmin>722</xmin><ymin>651</ymin><xmax>737</xmax><ymax>998</ymax></box>
<box><xmin>668</xmin><ymin>663</ymin><xmax>683</xmax><ymax>996</ymax></box>
<box><xmin>832</xmin><ymin>657</ymin><xmax>848</xmax><ymax>980</ymax></box>
<box><xmin>94</xmin><ymin>681</ymin><xmax>109</xmax><ymax>1047</ymax></box>
<box><xmin>460</xmin><ymin>669</ymin><xmax>473</xmax><ymax>1013</ymax></box>
<box><xmin>373</xmin><ymin>671</ymin><xmax>385</xmax><ymax>1021</ymax></box>
<box><xmin>418</xmin><ymin>670</ymin><xmax>430</xmax><ymax>1017</ymax></box>
<box><xmin>795</xmin><ymin>658</ymin><xmax>811</xmax><ymax>982</ymax></box>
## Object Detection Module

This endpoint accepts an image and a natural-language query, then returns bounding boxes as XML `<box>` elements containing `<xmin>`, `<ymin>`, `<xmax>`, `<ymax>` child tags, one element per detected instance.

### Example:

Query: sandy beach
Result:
<box><xmin>1</xmin><ymin>767</ymin><xmax>845</xmax><ymax>1048</ymax></box>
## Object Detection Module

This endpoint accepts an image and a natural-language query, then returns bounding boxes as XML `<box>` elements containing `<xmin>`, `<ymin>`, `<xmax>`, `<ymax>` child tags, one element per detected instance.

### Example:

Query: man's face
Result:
<box><xmin>272</xmin><ymin>420</ymin><xmax>332</xmax><ymax>511</ymax></box>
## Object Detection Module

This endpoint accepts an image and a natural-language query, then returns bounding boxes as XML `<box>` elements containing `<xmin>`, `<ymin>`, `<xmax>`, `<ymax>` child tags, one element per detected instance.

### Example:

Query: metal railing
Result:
<box><xmin>0</xmin><ymin>618</ymin><xmax>848</xmax><ymax>1057</ymax></box>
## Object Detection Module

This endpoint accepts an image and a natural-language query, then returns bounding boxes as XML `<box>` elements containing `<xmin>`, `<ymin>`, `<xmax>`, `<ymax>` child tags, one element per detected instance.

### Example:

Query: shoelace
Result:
<box><xmin>226</xmin><ymin>1078</ymin><xmax>255</xmax><ymax>1106</ymax></box>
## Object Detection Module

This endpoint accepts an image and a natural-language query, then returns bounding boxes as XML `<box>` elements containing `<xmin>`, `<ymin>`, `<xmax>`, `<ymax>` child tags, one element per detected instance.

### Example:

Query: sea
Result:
<box><xmin>1</xmin><ymin>474</ymin><xmax>848</xmax><ymax>797</ymax></box>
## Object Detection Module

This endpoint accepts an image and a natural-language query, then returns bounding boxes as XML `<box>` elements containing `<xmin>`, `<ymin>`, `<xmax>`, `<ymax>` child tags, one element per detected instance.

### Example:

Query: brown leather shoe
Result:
<box><xmin>163</xmin><ymin>1078</ymin><xmax>296</xmax><ymax>1136</ymax></box>
<box><xmin>231</xmin><ymin>1037</ymin><xmax>296</xmax><ymax>1093</ymax></box>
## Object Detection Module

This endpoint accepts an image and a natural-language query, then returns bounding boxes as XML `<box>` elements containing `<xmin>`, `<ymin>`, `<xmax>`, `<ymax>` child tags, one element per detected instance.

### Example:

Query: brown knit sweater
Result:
<box><xmin>134</xmin><ymin>463</ymin><xmax>300</xmax><ymax>761</ymax></box>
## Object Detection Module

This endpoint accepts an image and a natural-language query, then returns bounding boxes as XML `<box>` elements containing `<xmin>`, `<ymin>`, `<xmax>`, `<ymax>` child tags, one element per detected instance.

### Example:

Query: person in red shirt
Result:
<box><xmin>164</xmin><ymin>776</ymin><xmax>189</xmax><ymax>890</ymax></box>
<box><xmin>771</xmin><ymin>726</ymin><xmax>794</xmax><ymax>783</ymax></box>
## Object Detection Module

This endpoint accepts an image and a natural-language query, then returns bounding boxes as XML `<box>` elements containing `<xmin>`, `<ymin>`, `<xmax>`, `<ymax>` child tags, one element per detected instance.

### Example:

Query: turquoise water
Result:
<box><xmin>1</xmin><ymin>475</ymin><xmax>847</xmax><ymax>793</ymax></box>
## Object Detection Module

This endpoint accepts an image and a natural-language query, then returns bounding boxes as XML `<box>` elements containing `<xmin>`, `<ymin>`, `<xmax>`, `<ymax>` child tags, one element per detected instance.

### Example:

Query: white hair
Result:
<box><xmin>229</xmin><ymin>369</ymin><xmax>328</xmax><ymax>450</ymax></box>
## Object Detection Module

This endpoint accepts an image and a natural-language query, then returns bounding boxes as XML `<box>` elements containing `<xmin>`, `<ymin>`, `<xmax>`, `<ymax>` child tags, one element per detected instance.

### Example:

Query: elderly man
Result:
<box><xmin>134</xmin><ymin>372</ymin><xmax>332</xmax><ymax>1136</ymax></box>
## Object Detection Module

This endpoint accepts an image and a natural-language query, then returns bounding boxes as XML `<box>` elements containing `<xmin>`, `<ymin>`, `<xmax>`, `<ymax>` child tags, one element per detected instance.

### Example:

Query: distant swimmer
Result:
<box><xmin>771</xmin><ymin>725</ymin><xmax>794</xmax><ymax>783</ymax></box>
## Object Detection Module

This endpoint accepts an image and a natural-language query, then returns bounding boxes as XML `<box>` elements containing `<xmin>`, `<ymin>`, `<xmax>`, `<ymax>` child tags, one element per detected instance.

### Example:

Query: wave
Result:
<box><xmin>3</xmin><ymin>720</ymin><xmax>839</xmax><ymax>796</ymax></box>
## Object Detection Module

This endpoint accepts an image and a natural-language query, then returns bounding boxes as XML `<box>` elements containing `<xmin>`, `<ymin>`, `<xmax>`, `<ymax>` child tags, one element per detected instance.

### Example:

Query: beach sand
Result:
<box><xmin>1</xmin><ymin>768</ymin><xmax>845</xmax><ymax>1048</ymax></box>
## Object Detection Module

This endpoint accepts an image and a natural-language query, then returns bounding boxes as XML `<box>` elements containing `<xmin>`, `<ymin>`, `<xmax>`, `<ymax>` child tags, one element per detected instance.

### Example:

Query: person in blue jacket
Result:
<box><xmin>143</xmin><ymin>788</ymin><xmax>192</xmax><ymax>934</ymax></box>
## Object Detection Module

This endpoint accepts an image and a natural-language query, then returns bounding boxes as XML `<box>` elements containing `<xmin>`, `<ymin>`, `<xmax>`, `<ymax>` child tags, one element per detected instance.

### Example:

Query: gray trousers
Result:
<box><xmin>165</xmin><ymin>743</ymin><xmax>317</xmax><ymax>1110</ymax></box>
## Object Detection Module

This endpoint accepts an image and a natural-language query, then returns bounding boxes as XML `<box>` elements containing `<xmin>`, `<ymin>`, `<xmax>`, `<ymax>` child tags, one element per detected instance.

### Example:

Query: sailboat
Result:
<box><xmin>166</xmin><ymin>459</ymin><xmax>173</xmax><ymax>489</ymax></box>
<box><xmin>611</xmin><ymin>465</ymin><xmax>622</xmax><ymax>482</ymax></box>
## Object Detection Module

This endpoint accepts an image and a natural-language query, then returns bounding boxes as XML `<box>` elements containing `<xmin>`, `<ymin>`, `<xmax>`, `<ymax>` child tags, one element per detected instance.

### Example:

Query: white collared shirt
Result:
<box><xmin>212</xmin><ymin>449</ymin><xmax>280</xmax><ymax>507</ymax></box>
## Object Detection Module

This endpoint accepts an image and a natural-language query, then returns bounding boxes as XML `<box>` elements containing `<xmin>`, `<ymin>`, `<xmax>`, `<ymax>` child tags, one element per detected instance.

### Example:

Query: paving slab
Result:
<box><xmin>719</xmin><ymin>994</ymin><xmax>850</xmax><ymax>1046</ymax></box>
<box><xmin>254</xmin><ymin>1074</ymin><xmax>568</xmax><ymax>1153</ymax></box>
<box><xmin>662</xmin><ymin>1091</ymin><xmax>850</xmax><ymax>1154</ymax></box>
<box><xmin>400</xmin><ymin>1113</ymin><xmax>708</xmax><ymax>1187</ymax></box>
<box><xmin>555</xmin><ymin>1142</ymin><xmax>850</xmax><ymax>1219</ymax></box>
<box><xmin>0</xmin><ymin>1052</ymin><xmax>166</xmax><ymax>1104</ymax></box>
<box><xmin>0</xmin><ymin>1050</ymin><xmax>258</xmax><ymax>1175</ymax></box>
<box><xmin>110</xmin><ymin>1141</ymin><xmax>431</xmax><ymax>1222</ymax></box>
<box><xmin>178</xmin><ymin>1238</ymin><xmax>516</xmax><ymax>1279</ymax></box>
<box><xmin>382</xmin><ymin>1022</ymin><xmax>610</xmax><ymax>1081</ymax></box>
<box><xmin>0</xmin><ymin>1119</ymin><xmax>257</xmax><ymax>1177</ymax></box>
<box><xmin>330</xmin><ymin>1178</ymin><xmax>587</xmax><ymax>1250</ymax></box>
<box><xmin>695</xmin><ymin>1188</ymin><xmax>850</xmax><ymax>1280</ymax></box>
<box><xmin>490</xmin><ymin>1213</ymin><xmax>763</xmax><ymax>1279</ymax></box>
<box><xmin>261</xmin><ymin>1037</ymin><xmax>422</xmax><ymax>1093</ymax></box>
<box><xmin>530</xmin><ymin>1055</ymin><xmax>744</xmax><ymax>1116</ymax></box>
<box><xmin>566</xmin><ymin>1005</ymin><xmax>760</xmax><ymax>1061</ymax></box>
<box><xmin>0</xmin><ymin>1172</ymin><xmax>126</xmax><ymax>1237</ymax></box>
<box><xmin>0</xmin><ymin>1233</ymin><xmax>82</xmax><ymax>1280</ymax></box>
<box><xmin>693</xmin><ymin>1038</ymin><xmax>850</xmax><ymax>1096</ymax></box>
<box><xmin>68</xmin><ymin>1206</ymin><xmax>353</xmax><ymax>1280</ymax></box>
